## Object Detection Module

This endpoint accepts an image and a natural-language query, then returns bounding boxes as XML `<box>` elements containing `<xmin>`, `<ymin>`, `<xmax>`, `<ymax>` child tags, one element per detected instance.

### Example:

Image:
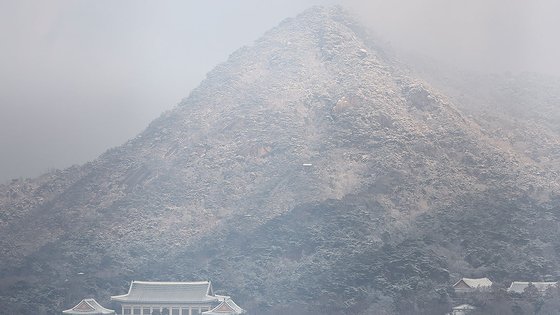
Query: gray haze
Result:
<box><xmin>1</xmin><ymin>0</ymin><xmax>559</xmax><ymax>183</ymax></box>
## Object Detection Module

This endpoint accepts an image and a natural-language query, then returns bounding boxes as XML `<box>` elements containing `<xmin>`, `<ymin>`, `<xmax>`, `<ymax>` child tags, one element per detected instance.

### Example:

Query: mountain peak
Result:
<box><xmin>184</xmin><ymin>5</ymin><xmax>389</xmax><ymax>115</ymax></box>
<box><xmin>295</xmin><ymin>4</ymin><xmax>351</xmax><ymax>20</ymax></box>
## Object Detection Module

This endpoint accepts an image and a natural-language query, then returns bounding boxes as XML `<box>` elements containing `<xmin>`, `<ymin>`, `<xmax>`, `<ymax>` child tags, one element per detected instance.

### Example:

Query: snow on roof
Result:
<box><xmin>62</xmin><ymin>298</ymin><xmax>115</xmax><ymax>315</ymax></box>
<box><xmin>202</xmin><ymin>298</ymin><xmax>246</xmax><ymax>315</ymax></box>
<box><xmin>111</xmin><ymin>281</ymin><xmax>218</xmax><ymax>304</ymax></box>
<box><xmin>215</xmin><ymin>294</ymin><xmax>232</xmax><ymax>301</ymax></box>
<box><xmin>453</xmin><ymin>277</ymin><xmax>493</xmax><ymax>288</ymax></box>
<box><xmin>507</xmin><ymin>281</ymin><xmax>558</xmax><ymax>293</ymax></box>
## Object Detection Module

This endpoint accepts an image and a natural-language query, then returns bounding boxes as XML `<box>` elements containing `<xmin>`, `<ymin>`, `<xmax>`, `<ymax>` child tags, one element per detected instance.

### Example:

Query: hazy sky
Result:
<box><xmin>1</xmin><ymin>0</ymin><xmax>559</xmax><ymax>182</ymax></box>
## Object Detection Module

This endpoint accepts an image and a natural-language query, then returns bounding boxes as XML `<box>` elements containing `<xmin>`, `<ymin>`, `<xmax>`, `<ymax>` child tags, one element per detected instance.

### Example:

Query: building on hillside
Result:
<box><xmin>453</xmin><ymin>277</ymin><xmax>492</xmax><ymax>294</ymax></box>
<box><xmin>111</xmin><ymin>281</ymin><xmax>223</xmax><ymax>315</ymax></box>
<box><xmin>202</xmin><ymin>298</ymin><xmax>246</xmax><ymax>315</ymax></box>
<box><xmin>449</xmin><ymin>304</ymin><xmax>476</xmax><ymax>315</ymax></box>
<box><xmin>507</xmin><ymin>281</ymin><xmax>558</xmax><ymax>294</ymax></box>
<box><xmin>62</xmin><ymin>298</ymin><xmax>115</xmax><ymax>315</ymax></box>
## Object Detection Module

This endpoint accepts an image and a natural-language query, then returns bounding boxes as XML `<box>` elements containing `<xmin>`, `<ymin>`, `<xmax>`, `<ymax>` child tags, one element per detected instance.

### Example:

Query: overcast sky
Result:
<box><xmin>1</xmin><ymin>0</ymin><xmax>559</xmax><ymax>183</ymax></box>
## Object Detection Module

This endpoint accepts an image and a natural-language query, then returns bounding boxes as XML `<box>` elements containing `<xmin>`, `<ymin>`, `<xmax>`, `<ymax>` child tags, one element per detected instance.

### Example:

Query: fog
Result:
<box><xmin>1</xmin><ymin>0</ymin><xmax>559</xmax><ymax>182</ymax></box>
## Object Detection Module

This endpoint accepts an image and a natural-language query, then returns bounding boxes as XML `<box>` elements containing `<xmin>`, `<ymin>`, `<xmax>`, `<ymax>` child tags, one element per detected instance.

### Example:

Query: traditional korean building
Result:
<box><xmin>452</xmin><ymin>277</ymin><xmax>492</xmax><ymax>294</ymax></box>
<box><xmin>111</xmin><ymin>281</ymin><xmax>220</xmax><ymax>315</ymax></box>
<box><xmin>507</xmin><ymin>281</ymin><xmax>558</xmax><ymax>294</ymax></box>
<box><xmin>202</xmin><ymin>298</ymin><xmax>246</xmax><ymax>315</ymax></box>
<box><xmin>62</xmin><ymin>298</ymin><xmax>115</xmax><ymax>315</ymax></box>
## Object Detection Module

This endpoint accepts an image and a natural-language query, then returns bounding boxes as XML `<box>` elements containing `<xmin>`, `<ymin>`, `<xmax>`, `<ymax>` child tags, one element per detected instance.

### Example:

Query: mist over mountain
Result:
<box><xmin>3</xmin><ymin>0</ymin><xmax>560</xmax><ymax>183</ymax></box>
<box><xmin>1</xmin><ymin>6</ymin><xmax>559</xmax><ymax>315</ymax></box>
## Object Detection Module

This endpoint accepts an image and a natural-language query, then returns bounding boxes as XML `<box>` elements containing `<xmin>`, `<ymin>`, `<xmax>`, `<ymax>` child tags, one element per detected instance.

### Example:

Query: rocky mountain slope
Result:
<box><xmin>411</xmin><ymin>62</ymin><xmax>560</xmax><ymax>175</ymax></box>
<box><xmin>1</xmin><ymin>6</ymin><xmax>559</xmax><ymax>315</ymax></box>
